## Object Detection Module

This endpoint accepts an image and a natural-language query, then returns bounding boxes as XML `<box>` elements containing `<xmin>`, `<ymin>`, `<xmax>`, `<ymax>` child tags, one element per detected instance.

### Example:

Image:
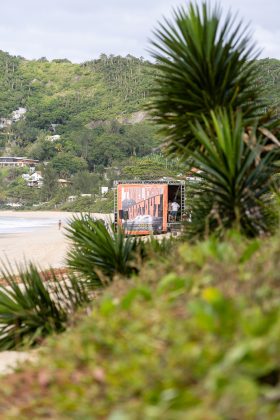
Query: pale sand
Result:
<box><xmin>0</xmin><ymin>211</ymin><xmax>113</xmax><ymax>273</ymax></box>
<box><xmin>0</xmin><ymin>211</ymin><xmax>112</xmax><ymax>375</ymax></box>
<box><xmin>0</xmin><ymin>351</ymin><xmax>35</xmax><ymax>375</ymax></box>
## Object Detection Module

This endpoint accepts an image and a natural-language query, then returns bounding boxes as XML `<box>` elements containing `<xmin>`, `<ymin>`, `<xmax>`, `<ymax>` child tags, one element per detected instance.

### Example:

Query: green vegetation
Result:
<box><xmin>0</xmin><ymin>2</ymin><xmax>280</xmax><ymax>419</ymax></box>
<box><xmin>0</xmin><ymin>264</ymin><xmax>90</xmax><ymax>349</ymax></box>
<box><xmin>254</xmin><ymin>58</ymin><xmax>280</xmax><ymax>114</ymax></box>
<box><xmin>186</xmin><ymin>110</ymin><xmax>280</xmax><ymax>237</ymax></box>
<box><xmin>0</xmin><ymin>47</ymin><xmax>280</xmax><ymax>210</ymax></box>
<box><xmin>0</xmin><ymin>53</ymin><xmax>163</xmax><ymax>208</ymax></box>
<box><xmin>59</xmin><ymin>192</ymin><xmax>114</xmax><ymax>213</ymax></box>
<box><xmin>0</xmin><ymin>53</ymin><xmax>159</xmax><ymax>168</ymax></box>
<box><xmin>1</xmin><ymin>234</ymin><xmax>280</xmax><ymax>418</ymax></box>
<box><xmin>66</xmin><ymin>217</ymin><xmax>142</xmax><ymax>286</ymax></box>
<box><xmin>150</xmin><ymin>2</ymin><xmax>280</xmax><ymax>237</ymax></box>
<box><xmin>120</xmin><ymin>154</ymin><xmax>185</xmax><ymax>180</ymax></box>
<box><xmin>148</xmin><ymin>2</ymin><xmax>261</xmax><ymax>155</ymax></box>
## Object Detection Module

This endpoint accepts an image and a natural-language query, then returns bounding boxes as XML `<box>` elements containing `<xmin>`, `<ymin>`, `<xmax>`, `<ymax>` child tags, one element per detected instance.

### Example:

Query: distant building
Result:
<box><xmin>101</xmin><ymin>186</ymin><xmax>109</xmax><ymax>195</ymax></box>
<box><xmin>68</xmin><ymin>195</ymin><xmax>77</xmax><ymax>202</ymax></box>
<box><xmin>67</xmin><ymin>194</ymin><xmax>92</xmax><ymax>202</ymax></box>
<box><xmin>22</xmin><ymin>171</ymin><xmax>43</xmax><ymax>188</ymax></box>
<box><xmin>58</xmin><ymin>178</ymin><xmax>72</xmax><ymax>187</ymax></box>
<box><xmin>12</xmin><ymin>107</ymin><xmax>26</xmax><ymax>122</ymax></box>
<box><xmin>46</xmin><ymin>134</ymin><xmax>61</xmax><ymax>142</ymax></box>
<box><xmin>0</xmin><ymin>118</ymin><xmax>12</xmax><ymax>129</ymax></box>
<box><xmin>6</xmin><ymin>202</ymin><xmax>22</xmax><ymax>208</ymax></box>
<box><xmin>0</xmin><ymin>157</ymin><xmax>39</xmax><ymax>167</ymax></box>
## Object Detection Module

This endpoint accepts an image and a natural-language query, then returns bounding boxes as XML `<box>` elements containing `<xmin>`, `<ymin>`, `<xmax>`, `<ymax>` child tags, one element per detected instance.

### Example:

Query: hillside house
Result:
<box><xmin>12</xmin><ymin>107</ymin><xmax>26</xmax><ymax>122</ymax></box>
<box><xmin>58</xmin><ymin>178</ymin><xmax>72</xmax><ymax>187</ymax></box>
<box><xmin>67</xmin><ymin>195</ymin><xmax>77</xmax><ymax>202</ymax></box>
<box><xmin>0</xmin><ymin>118</ymin><xmax>12</xmax><ymax>129</ymax></box>
<box><xmin>101</xmin><ymin>186</ymin><xmax>109</xmax><ymax>195</ymax></box>
<box><xmin>46</xmin><ymin>134</ymin><xmax>61</xmax><ymax>142</ymax></box>
<box><xmin>22</xmin><ymin>171</ymin><xmax>43</xmax><ymax>188</ymax></box>
<box><xmin>0</xmin><ymin>157</ymin><xmax>39</xmax><ymax>168</ymax></box>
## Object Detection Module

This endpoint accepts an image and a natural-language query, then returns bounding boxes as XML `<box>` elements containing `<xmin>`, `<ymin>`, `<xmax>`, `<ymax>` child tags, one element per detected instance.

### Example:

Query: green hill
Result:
<box><xmin>0</xmin><ymin>53</ymin><xmax>279</xmax><ymax>208</ymax></box>
<box><xmin>0</xmin><ymin>52</ymin><xmax>158</xmax><ymax>168</ymax></box>
<box><xmin>0</xmin><ymin>52</ymin><xmax>153</xmax><ymax>121</ymax></box>
<box><xmin>0</xmin><ymin>53</ymin><xmax>280</xmax><ymax>166</ymax></box>
<box><xmin>254</xmin><ymin>58</ymin><xmax>280</xmax><ymax>113</ymax></box>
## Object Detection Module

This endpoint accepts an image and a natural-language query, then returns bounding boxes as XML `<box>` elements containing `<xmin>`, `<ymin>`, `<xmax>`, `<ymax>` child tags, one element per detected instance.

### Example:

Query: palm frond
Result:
<box><xmin>65</xmin><ymin>216</ymin><xmax>141</xmax><ymax>286</ymax></box>
<box><xmin>0</xmin><ymin>264</ymin><xmax>90</xmax><ymax>350</ymax></box>
<box><xmin>148</xmin><ymin>2</ymin><xmax>262</xmax><ymax>156</ymax></box>
<box><xmin>186</xmin><ymin>109</ymin><xmax>280</xmax><ymax>237</ymax></box>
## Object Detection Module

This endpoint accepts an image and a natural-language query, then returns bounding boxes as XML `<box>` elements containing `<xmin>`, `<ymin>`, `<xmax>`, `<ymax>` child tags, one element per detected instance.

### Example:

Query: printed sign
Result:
<box><xmin>117</xmin><ymin>183</ymin><xmax>168</xmax><ymax>235</ymax></box>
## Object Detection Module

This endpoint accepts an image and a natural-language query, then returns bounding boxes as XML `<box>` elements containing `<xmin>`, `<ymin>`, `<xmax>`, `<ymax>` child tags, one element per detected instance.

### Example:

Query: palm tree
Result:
<box><xmin>149</xmin><ymin>2</ymin><xmax>280</xmax><ymax>236</ymax></box>
<box><xmin>148</xmin><ymin>2</ymin><xmax>261</xmax><ymax>156</ymax></box>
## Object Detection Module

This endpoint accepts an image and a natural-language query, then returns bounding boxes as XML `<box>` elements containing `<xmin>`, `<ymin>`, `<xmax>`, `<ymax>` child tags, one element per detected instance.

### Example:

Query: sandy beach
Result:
<box><xmin>0</xmin><ymin>211</ymin><xmax>113</xmax><ymax>273</ymax></box>
<box><xmin>0</xmin><ymin>211</ymin><xmax>114</xmax><ymax>374</ymax></box>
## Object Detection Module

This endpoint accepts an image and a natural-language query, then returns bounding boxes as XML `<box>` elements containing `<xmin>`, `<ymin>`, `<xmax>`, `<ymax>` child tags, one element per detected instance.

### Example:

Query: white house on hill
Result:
<box><xmin>22</xmin><ymin>171</ymin><xmax>43</xmax><ymax>188</ymax></box>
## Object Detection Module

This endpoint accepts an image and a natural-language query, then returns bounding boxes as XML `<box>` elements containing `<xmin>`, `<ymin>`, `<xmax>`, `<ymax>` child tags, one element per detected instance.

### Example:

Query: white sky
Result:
<box><xmin>0</xmin><ymin>0</ymin><xmax>278</xmax><ymax>62</ymax></box>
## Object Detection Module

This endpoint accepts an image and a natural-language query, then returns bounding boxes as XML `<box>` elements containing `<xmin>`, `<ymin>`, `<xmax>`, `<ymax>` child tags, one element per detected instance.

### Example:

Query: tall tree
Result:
<box><xmin>41</xmin><ymin>165</ymin><xmax>58</xmax><ymax>201</ymax></box>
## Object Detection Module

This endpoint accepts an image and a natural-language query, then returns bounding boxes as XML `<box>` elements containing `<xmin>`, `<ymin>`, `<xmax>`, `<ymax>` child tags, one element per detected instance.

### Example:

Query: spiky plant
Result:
<box><xmin>148</xmin><ymin>2</ymin><xmax>261</xmax><ymax>155</ymax></box>
<box><xmin>186</xmin><ymin>110</ymin><xmax>280</xmax><ymax>237</ymax></box>
<box><xmin>65</xmin><ymin>216</ymin><xmax>141</xmax><ymax>286</ymax></box>
<box><xmin>0</xmin><ymin>264</ymin><xmax>90</xmax><ymax>349</ymax></box>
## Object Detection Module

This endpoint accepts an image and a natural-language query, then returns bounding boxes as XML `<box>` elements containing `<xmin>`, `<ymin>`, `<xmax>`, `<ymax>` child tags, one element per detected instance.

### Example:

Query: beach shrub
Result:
<box><xmin>1</xmin><ymin>233</ymin><xmax>280</xmax><ymax>418</ymax></box>
<box><xmin>65</xmin><ymin>216</ymin><xmax>142</xmax><ymax>286</ymax></box>
<box><xmin>0</xmin><ymin>264</ymin><xmax>90</xmax><ymax>349</ymax></box>
<box><xmin>59</xmin><ymin>192</ymin><xmax>114</xmax><ymax>213</ymax></box>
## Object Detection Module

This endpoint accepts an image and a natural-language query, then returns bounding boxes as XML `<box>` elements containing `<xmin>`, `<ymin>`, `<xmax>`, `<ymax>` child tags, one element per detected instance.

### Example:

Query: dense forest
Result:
<box><xmin>0</xmin><ymin>52</ymin><xmax>164</xmax><ymax>207</ymax></box>
<box><xmin>0</xmin><ymin>51</ymin><xmax>157</xmax><ymax>163</ymax></box>
<box><xmin>0</xmin><ymin>51</ymin><xmax>279</xmax><ymax>208</ymax></box>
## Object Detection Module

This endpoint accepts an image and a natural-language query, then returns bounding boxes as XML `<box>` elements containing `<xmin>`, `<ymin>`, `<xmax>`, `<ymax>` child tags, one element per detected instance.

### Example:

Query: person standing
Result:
<box><xmin>171</xmin><ymin>201</ymin><xmax>180</xmax><ymax>221</ymax></box>
<box><xmin>58</xmin><ymin>219</ymin><xmax>62</xmax><ymax>230</ymax></box>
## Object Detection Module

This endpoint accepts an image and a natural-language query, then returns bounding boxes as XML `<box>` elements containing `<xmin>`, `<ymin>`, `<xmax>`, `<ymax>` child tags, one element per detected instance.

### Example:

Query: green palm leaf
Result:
<box><xmin>148</xmin><ymin>2</ymin><xmax>262</xmax><ymax>156</ymax></box>
<box><xmin>0</xmin><ymin>264</ymin><xmax>90</xmax><ymax>349</ymax></box>
<box><xmin>65</xmin><ymin>216</ymin><xmax>141</xmax><ymax>286</ymax></box>
<box><xmin>186</xmin><ymin>110</ymin><xmax>280</xmax><ymax>237</ymax></box>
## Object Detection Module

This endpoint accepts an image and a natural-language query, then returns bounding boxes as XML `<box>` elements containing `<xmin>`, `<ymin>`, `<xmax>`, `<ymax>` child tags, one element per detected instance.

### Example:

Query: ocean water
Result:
<box><xmin>0</xmin><ymin>216</ymin><xmax>58</xmax><ymax>234</ymax></box>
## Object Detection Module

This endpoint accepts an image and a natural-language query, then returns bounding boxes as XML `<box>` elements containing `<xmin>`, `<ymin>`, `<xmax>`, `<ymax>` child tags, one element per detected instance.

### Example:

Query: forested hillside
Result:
<box><xmin>0</xmin><ymin>52</ymin><xmax>157</xmax><ymax>164</ymax></box>
<box><xmin>255</xmin><ymin>58</ymin><xmax>280</xmax><ymax>112</ymax></box>
<box><xmin>0</xmin><ymin>52</ymin><xmax>165</xmax><ymax>207</ymax></box>
<box><xmin>0</xmin><ymin>52</ymin><xmax>279</xmax><ymax>208</ymax></box>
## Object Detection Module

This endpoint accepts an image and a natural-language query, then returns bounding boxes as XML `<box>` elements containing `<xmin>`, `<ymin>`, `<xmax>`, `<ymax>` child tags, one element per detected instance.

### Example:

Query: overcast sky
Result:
<box><xmin>0</xmin><ymin>0</ymin><xmax>279</xmax><ymax>62</ymax></box>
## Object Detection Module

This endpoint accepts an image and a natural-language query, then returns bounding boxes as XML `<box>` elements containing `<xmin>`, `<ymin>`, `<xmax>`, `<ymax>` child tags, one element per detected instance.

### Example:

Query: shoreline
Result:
<box><xmin>0</xmin><ymin>211</ymin><xmax>113</xmax><ymax>273</ymax></box>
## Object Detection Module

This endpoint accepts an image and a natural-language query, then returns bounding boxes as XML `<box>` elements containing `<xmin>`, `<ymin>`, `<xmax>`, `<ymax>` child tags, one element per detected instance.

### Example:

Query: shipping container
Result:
<box><xmin>114</xmin><ymin>180</ymin><xmax>185</xmax><ymax>235</ymax></box>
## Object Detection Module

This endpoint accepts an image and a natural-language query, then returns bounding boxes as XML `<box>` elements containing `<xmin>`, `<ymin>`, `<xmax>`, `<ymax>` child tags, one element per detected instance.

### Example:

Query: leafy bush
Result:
<box><xmin>0</xmin><ymin>264</ymin><xmax>90</xmax><ymax>349</ymax></box>
<box><xmin>1</xmin><ymin>233</ymin><xmax>280</xmax><ymax>418</ymax></box>
<box><xmin>58</xmin><ymin>192</ymin><xmax>114</xmax><ymax>213</ymax></box>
